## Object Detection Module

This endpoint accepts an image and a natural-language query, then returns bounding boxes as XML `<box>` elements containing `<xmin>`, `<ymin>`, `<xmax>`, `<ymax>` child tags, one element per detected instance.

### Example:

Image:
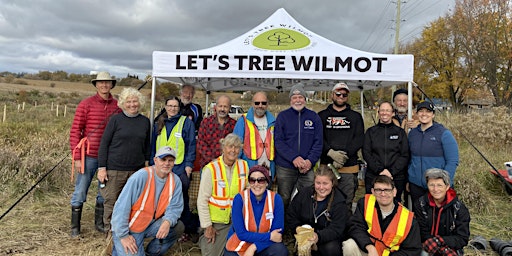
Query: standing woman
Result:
<box><xmin>408</xmin><ymin>101</ymin><xmax>459</xmax><ymax>209</ymax></box>
<box><xmin>97</xmin><ymin>87</ymin><xmax>151</xmax><ymax>234</ymax></box>
<box><xmin>225</xmin><ymin>165</ymin><xmax>288</xmax><ymax>256</ymax></box>
<box><xmin>286</xmin><ymin>166</ymin><xmax>350</xmax><ymax>256</ymax></box>
<box><xmin>151</xmin><ymin>96</ymin><xmax>197</xmax><ymax>239</ymax></box>
<box><xmin>362</xmin><ymin>101</ymin><xmax>409</xmax><ymax>201</ymax></box>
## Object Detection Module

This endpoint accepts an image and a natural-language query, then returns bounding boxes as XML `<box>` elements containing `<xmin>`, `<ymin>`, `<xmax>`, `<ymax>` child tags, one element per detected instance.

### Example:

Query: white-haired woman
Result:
<box><xmin>97</xmin><ymin>87</ymin><xmax>151</xmax><ymax>235</ymax></box>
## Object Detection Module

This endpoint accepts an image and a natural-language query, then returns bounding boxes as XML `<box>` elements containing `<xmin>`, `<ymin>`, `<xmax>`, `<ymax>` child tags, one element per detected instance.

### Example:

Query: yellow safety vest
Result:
<box><xmin>156</xmin><ymin>116</ymin><xmax>186</xmax><ymax>164</ymax></box>
<box><xmin>242</xmin><ymin>114</ymin><xmax>274</xmax><ymax>161</ymax></box>
<box><xmin>206</xmin><ymin>156</ymin><xmax>248</xmax><ymax>224</ymax></box>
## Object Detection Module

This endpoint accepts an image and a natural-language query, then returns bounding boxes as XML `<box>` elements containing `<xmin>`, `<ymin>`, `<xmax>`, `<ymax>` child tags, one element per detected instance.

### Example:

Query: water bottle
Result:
<box><xmin>327</xmin><ymin>163</ymin><xmax>342</xmax><ymax>180</ymax></box>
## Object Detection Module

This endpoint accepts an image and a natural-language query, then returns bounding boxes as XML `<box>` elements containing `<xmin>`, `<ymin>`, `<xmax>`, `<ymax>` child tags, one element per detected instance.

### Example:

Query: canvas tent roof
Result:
<box><xmin>152</xmin><ymin>8</ymin><xmax>414</xmax><ymax>92</ymax></box>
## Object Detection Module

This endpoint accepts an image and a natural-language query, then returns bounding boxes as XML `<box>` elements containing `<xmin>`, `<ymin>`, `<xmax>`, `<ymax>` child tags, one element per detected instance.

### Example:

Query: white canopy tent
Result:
<box><xmin>151</xmin><ymin>8</ymin><xmax>414</xmax><ymax>121</ymax></box>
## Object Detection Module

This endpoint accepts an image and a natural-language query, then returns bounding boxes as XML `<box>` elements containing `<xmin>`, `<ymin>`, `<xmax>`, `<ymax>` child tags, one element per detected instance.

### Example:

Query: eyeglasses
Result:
<box><xmin>334</xmin><ymin>92</ymin><xmax>348</xmax><ymax>98</ymax></box>
<box><xmin>373</xmin><ymin>188</ymin><xmax>393</xmax><ymax>194</ymax></box>
<box><xmin>165</xmin><ymin>105</ymin><xmax>179</xmax><ymax>109</ymax></box>
<box><xmin>248</xmin><ymin>177</ymin><xmax>267</xmax><ymax>184</ymax></box>
<box><xmin>254</xmin><ymin>101</ymin><xmax>267</xmax><ymax>106</ymax></box>
<box><xmin>378</xmin><ymin>109</ymin><xmax>394</xmax><ymax>113</ymax></box>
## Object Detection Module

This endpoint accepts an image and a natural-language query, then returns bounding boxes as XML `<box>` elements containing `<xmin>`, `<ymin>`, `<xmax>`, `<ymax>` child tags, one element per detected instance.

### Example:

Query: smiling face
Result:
<box><xmin>180</xmin><ymin>85</ymin><xmax>195</xmax><ymax>105</ymax></box>
<box><xmin>122</xmin><ymin>96</ymin><xmax>140</xmax><ymax>115</ymax></box>
<box><xmin>215</xmin><ymin>96</ymin><xmax>231</xmax><ymax>119</ymax></box>
<box><xmin>290</xmin><ymin>94</ymin><xmax>306</xmax><ymax>111</ymax></box>
<box><xmin>394</xmin><ymin>93</ymin><xmax>408</xmax><ymax>114</ymax></box>
<box><xmin>95</xmin><ymin>80</ymin><xmax>113</xmax><ymax>97</ymax></box>
<box><xmin>153</xmin><ymin>155</ymin><xmax>175</xmax><ymax>179</ymax></box>
<box><xmin>427</xmin><ymin>178</ymin><xmax>450</xmax><ymax>204</ymax></box>
<box><xmin>378</xmin><ymin>102</ymin><xmax>394</xmax><ymax>124</ymax></box>
<box><xmin>372</xmin><ymin>182</ymin><xmax>397</xmax><ymax>207</ymax></box>
<box><xmin>249</xmin><ymin>171</ymin><xmax>268</xmax><ymax>198</ymax></box>
<box><xmin>252</xmin><ymin>92</ymin><xmax>268</xmax><ymax>118</ymax></box>
<box><xmin>314</xmin><ymin>175</ymin><xmax>334</xmax><ymax>201</ymax></box>
<box><xmin>417</xmin><ymin>108</ymin><xmax>435</xmax><ymax>125</ymax></box>
<box><xmin>222</xmin><ymin>144</ymin><xmax>240</xmax><ymax>166</ymax></box>
<box><xmin>165</xmin><ymin>99</ymin><xmax>180</xmax><ymax>117</ymax></box>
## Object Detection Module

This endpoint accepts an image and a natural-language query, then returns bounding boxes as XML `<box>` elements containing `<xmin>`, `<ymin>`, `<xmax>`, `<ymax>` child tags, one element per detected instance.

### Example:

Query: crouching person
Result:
<box><xmin>343</xmin><ymin>175</ymin><xmax>422</xmax><ymax>256</ymax></box>
<box><xmin>415</xmin><ymin>168</ymin><xmax>470</xmax><ymax>256</ymax></box>
<box><xmin>225</xmin><ymin>165</ymin><xmax>288</xmax><ymax>256</ymax></box>
<box><xmin>111</xmin><ymin>146</ymin><xmax>184</xmax><ymax>256</ymax></box>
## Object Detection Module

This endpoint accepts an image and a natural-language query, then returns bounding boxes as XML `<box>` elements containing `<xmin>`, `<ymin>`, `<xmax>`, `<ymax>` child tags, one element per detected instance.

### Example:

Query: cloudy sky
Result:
<box><xmin>0</xmin><ymin>0</ymin><xmax>454</xmax><ymax>79</ymax></box>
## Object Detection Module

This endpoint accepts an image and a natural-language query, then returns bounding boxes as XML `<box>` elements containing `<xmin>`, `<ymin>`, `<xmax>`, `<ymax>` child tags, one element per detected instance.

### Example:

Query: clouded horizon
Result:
<box><xmin>0</xmin><ymin>0</ymin><xmax>454</xmax><ymax>79</ymax></box>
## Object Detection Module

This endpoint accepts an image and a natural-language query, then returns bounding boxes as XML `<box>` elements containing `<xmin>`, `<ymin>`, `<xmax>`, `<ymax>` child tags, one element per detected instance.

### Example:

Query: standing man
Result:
<box><xmin>233</xmin><ymin>92</ymin><xmax>276</xmax><ymax>182</ymax></box>
<box><xmin>392</xmin><ymin>88</ymin><xmax>418</xmax><ymax>132</ymax></box>
<box><xmin>110</xmin><ymin>146</ymin><xmax>184</xmax><ymax>256</ymax></box>
<box><xmin>197</xmin><ymin>95</ymin><xmax>237</xmax><ymax>169</ymax></box>
<box><xmin>318</xmin><ymin>82</ymin><xmax>364</xmax><ymax>210</ymax></box>
<box><xmin>197</xmin><ymin>134</ymin><xmax>249</xmax><ymax>256</ymax></box>
<box><xmin>343</xmin><ymin>175</ymin><xmax>422</xmax><ymax>256</ymax></box>
<box><xmin>69</xmin><ymin>71</ymin><xmax>120</xmax><ymax>237</ymax></box>
<box><xmin>274</xmin><ymin>83</ymin><xmax>323</xmax><ymax>210</ymax></box>
<box><xmin>180</xmin><ymin>84</ymin><xmax>203</xmax><ymax>134</ymax></box>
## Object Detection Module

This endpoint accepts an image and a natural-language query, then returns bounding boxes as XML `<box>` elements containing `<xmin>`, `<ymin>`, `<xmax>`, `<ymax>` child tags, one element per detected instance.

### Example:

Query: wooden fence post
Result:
<box><xmin>56</xmin><ymin>104</ymin><xmax>59</xmax><ymax>117</ymax></box>
<box><xmin>2</xmin><ymin>105</ymin><xmax>6</xmax><ymax>123</ymax></box>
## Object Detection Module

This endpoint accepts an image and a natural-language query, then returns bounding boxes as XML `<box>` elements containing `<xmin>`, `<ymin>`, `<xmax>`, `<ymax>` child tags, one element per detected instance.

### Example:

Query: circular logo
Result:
<box><xmin>252</xmin><ymin>28</ymin><xmax>310</xmax><ymax>50</ymax></box>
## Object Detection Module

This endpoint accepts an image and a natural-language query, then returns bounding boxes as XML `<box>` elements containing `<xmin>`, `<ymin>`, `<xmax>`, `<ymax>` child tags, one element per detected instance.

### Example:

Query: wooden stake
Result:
<box><xmin>2</xmin><ymin>105</ymin><xmax>6</xmax><ymax>123</ymax></box>
<box><xmin>56</xmin><ymin>105</ymin><xmax>59</xmax><ymax>117</ymax></box>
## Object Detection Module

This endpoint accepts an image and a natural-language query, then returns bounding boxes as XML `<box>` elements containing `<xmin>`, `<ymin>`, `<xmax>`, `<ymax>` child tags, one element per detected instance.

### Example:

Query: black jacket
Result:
<box><xmin>414</xmin><ymin>188</ymin><xmax>470</xmax><ymax>251</ymax></box>
<box><xmin>318</xmin><ymin>104</ymin><xmax>364</xmax><ymax>167</ymax></box>
<box><xmin>349</xmin><ymin>197</ymin><xmax>422</xmax><ymax>256</ymax></box>
<box><xmin>362</xmin><ymin>122</ymin><xmax>409</xmax><ymax>181</ymax></box>
<box><xmin>286</xmin><ymin>186</ymin><xmax>349</xmax><ymax>244</ymax></box>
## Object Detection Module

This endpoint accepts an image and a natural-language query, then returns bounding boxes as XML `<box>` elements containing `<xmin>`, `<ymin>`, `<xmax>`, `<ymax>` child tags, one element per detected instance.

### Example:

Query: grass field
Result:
<box><xmin>0</xmin><ymin>79</ymin><xmax>511</xmax><ymax>255</ymax></box>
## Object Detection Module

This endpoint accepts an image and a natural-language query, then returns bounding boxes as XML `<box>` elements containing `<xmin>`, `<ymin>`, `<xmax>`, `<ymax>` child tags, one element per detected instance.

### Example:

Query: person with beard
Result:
<box><xmin>233</xmin><ymin>92</ymin><xmax>276</xmax><ymax>186</ymax></box>
<box><xmin>180</xmin><ymin>84</ymin><xmax>203</xmax><ymax>134</ymax></box>
<box><xmin>274</xmin><ymin>83</ymin><xmax>323</xmax><ymax>210</ymax></box>
<box><xmin>392</xmin><ymin>88</ymin><xmax>419</xmax><ymax>133</ymax></box>
<box><xmin>318</xmin><ymin>82</ymin><xmax>364</xmax><ymax>210</ymax></box>
<box><xmin>197</xmin><ymin>95</ymin><xmax>237</xmax><ymax>169</ymax></box>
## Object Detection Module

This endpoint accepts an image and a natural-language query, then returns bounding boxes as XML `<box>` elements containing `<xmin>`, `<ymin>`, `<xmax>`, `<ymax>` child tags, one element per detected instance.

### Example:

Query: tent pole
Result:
<box><xmin>407</xmin><ymin>81</ymin><xmax>412</xmax><ymax>120</ymax></box>
<box><xmin>150</xmin><ymin>77</ymin><xmax>157</xmax><ymax>141</ymax></box>
<box><xmin>360</xmin><ymin>90</ymin><xmax>364</xmax><ymax>120</ymax></box>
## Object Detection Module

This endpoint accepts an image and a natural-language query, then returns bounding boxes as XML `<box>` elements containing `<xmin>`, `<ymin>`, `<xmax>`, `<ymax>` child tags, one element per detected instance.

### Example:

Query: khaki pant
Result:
<box><xmin>198</xmin><ymin>222</ymin><xmax>230</xmax><ymax>256</ymax></box>
<box><xmin>100</xmin><ymin>170</ymin><xmax>136</xmax><ymax>232</ymax></box>
<box><xmin>342</xmin><ymin>238</ymin><xmax>367</xmax><ymax>256</ymax></box>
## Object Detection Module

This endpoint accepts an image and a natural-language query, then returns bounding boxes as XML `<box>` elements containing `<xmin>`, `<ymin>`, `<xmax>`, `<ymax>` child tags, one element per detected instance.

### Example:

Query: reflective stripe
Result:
<box><xmin>156</xmin><ymin>116</ymin><xmax>186</xmax><ymax>164</ymax></box>
<box><xmin>242</xmin><ymin>115</ymin><xmax>274</xmax><ymax>161</ymax></box>
<box><xmin>129</xmin><ymin>167</ymin><xmax>153</xmax><ymax>229</ymax></box>
<box><xmin>365</xmin><ymin>194</ymin><xmax>376</xmax><ymax>233</ymax></box>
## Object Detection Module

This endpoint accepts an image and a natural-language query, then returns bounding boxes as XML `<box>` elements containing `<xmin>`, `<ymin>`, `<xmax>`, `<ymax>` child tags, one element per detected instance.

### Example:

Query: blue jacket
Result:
<box><xmin>274</xmin><ymin>107</ymin><xmax>323</xmax><ymax>169</ymax></box>
<box><xmin>233</xmin><ymin>107</ymin><xmax>276</xmax><ymax>177</ymax></box>
<box><xmin>150</xmin><ymin>114</ymin><xmax>196</xmax><ymax>175</ymax></box>
<box><xmin>408</xmin><ymin>122</ymin><xmax>459</xmax><ymax>188</ymax></box>
<box><xmin>227</xmin><ymin>190</ymin><xmax>284</xmax><ymax>253</ymax></box>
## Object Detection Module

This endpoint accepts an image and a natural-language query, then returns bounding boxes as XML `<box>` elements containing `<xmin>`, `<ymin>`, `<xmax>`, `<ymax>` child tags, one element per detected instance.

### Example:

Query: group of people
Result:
<box><xmin>69</xmin><ymin>72</ymin><xmax>470</xmax><ymax>256</ymax></box>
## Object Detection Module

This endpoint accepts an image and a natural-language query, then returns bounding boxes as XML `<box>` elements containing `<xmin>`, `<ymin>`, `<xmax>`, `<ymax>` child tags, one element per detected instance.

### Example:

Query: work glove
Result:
<box><xmin>423</xmin><ymin>236</ymin><xmax>445</xmax><ymax>254</ymax></box>
<box><xmin>327</xmin><ymin>149</ymin><xmax>348</xmax><ymax>165</ymax></box>
<box><xmin>332</xmin><ymin>161</ymin><xmax>344</xmax><ymax>169</ymax></box>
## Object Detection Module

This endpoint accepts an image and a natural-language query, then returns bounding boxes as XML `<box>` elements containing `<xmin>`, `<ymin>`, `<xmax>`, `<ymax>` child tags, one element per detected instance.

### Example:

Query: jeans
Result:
<box><xmin>276</xmin><ymin>165</ymin><xmax>314</xmax><ymax>210</ymax></box>
<box><xmin>70</xmin><ymin>157</ymin><xmax>104</xmax><ymax>206</ymax></box>
<box><xmin>177</xmin><ymin>172</ymin><xmax>199</xmax><ymax>234</ymax></box>
<box><xmin>224</xmin><ymin>242</ymin><xmax>289</xmax><ymax>256</ymax></box>
<box><xmin>112</xmin><ymin>220</ymin><xmax>184</xmax><ymax>256</ymax></box>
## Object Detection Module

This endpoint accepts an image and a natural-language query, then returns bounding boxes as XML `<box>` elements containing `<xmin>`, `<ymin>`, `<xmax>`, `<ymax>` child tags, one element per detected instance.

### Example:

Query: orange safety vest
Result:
<box><xmin>242</xmin><ymin>114</ymin><xmax>274</xmax><ymax>161</ymax></box>
<box><xmin>364</xmin><ymin>194</ymin><xmax>414</xmax><ymax>256</ymax></box>
<box><xmin>225</xmin><ymin>189</ymin><xmax>276</xmax><ymax>253</ymax></box>
<box><xmin>207</xmin><ymin>156</ymin><xmax>248</xmax><ymax>224</ymax></box>
<box><xmin>128</xmin><ymin>167</ymin><xmax>176</xmax><ymax>233</ymax></box>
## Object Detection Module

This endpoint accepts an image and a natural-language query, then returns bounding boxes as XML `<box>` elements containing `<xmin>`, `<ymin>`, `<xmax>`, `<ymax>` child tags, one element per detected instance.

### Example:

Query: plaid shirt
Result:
<box><xmin>197</xmin><ymin>115</ymin><xmax>236</xmax><ymax>168</ymax></box>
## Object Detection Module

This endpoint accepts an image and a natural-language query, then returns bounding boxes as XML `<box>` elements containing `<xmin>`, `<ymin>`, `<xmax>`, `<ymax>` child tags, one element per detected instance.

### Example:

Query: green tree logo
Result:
<box><xmin>252</xmin><ymin>29</ymin><xmax>310</xmax><ymax>50</ymax></box>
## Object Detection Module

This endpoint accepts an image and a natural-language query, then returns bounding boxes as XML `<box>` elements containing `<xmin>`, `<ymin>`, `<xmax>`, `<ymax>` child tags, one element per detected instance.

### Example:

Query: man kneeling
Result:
<box><xmin>343</xmin><ymin>175</ymin><xmax>422</xmax><ymax>256</ymax></box>
<box><xmin>111</xmin><ymin>146</ymin><xmax>184</xmax><ymax>256</ymax></box>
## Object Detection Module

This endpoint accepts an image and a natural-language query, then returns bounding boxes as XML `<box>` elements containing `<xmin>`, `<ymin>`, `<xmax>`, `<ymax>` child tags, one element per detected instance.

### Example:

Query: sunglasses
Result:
<box><xmin>248</xmin><ymin>177</ymin><xmax>267</xmax><ymax>184</ymax></box>
<box><xmin>254</xmin><ymin>101</ymin><xmax>267</xmax><ymax>106</ymax></box>
<box><xmin>334</xmin><ymin>92</ymin><xmax>348</xmax><ymax>98</ymax></box>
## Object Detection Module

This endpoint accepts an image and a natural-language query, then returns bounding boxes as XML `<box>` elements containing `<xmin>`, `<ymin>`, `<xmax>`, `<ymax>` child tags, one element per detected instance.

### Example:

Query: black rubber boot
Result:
<box><xmin>71</xmin><ymin>205</ymin><xmax>82</xmax><ymax>237</ymax></box>
<box><xmin>94</xmin><ymin>202</ymin><xmax>105</xmax><ymax>233</ymax></box>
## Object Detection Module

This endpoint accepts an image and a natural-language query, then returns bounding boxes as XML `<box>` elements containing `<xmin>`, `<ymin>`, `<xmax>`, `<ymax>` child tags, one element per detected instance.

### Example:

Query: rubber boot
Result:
<box><xmin>95</xmin><ymin>202</ymin><xmax>105</xmax><ymax>233</ymax></box>
<box><xmin>71</xmin><ymin>205</ymin><xmax>82</xmax><ymax>237</ymax></box>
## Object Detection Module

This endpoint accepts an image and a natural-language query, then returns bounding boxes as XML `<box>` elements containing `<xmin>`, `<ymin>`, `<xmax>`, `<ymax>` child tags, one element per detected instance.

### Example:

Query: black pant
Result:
<box><xmin>178</xmin><ymin>172</ymin><xmax>199</xmax><ymax>234</ymax></box>
<box><xmin>408</xmin><ymin>182</ymin><xmax>427</xmax><ymax>211</ymax></box>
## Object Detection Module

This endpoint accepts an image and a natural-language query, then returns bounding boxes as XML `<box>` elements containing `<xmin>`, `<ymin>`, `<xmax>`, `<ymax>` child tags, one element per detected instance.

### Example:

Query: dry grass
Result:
<box><xmin>0</xmin><ymin>81</ymin><xmax>511</xmax><ymax>255</ymax></box>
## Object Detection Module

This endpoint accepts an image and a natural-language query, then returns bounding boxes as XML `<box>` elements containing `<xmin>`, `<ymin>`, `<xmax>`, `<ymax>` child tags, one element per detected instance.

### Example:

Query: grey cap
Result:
<box><xmin>289</xmin><ymin>83</ymin><xmax>306</xmax><ymax>99</ymax></box>
<box><xmin>155</xmin><ymin>146</ymin><xmax>176</xmax><ymax>159</ymax></box>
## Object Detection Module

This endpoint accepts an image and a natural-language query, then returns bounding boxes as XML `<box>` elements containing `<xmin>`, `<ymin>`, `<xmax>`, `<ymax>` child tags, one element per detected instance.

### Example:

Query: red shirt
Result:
<box><xmin>197</xmin><ymin>115</ymin><xmax>236</xmax><ymax>168</ymax></box>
